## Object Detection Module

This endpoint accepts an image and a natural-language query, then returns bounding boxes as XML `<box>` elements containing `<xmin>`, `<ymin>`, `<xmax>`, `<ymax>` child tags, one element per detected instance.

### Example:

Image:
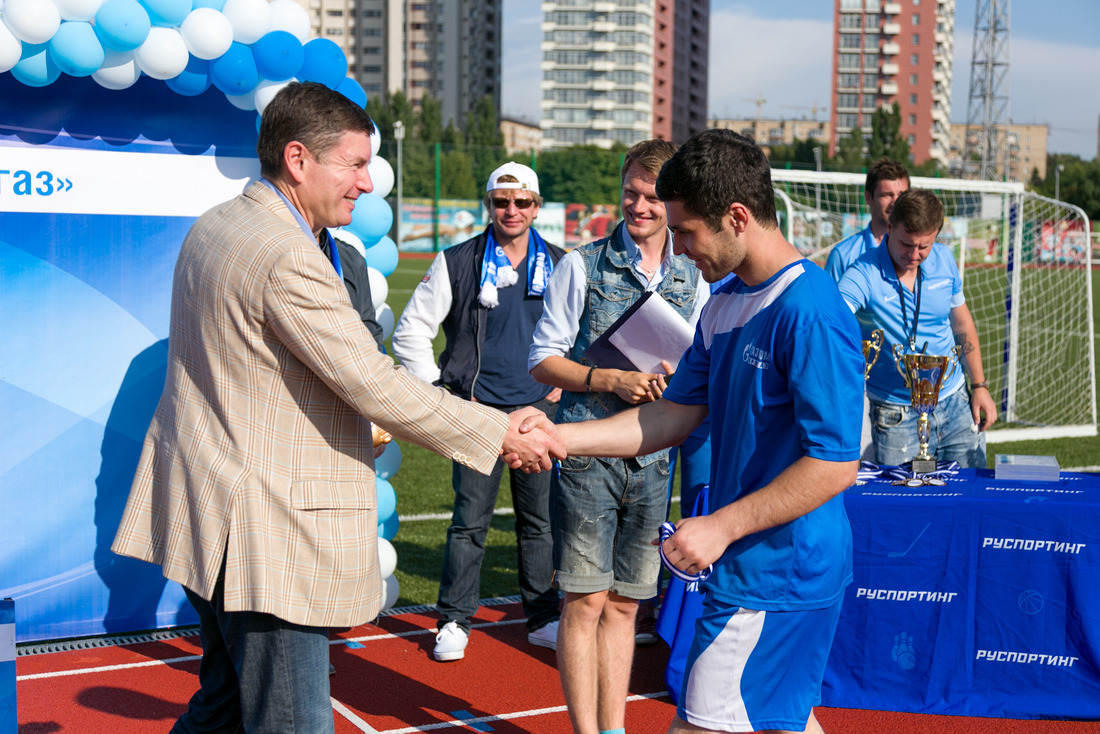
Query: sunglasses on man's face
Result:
<box><xmin>491</xmin><ymin>197</ymin><xmax>536</xmax><ymax>210</ymax></box>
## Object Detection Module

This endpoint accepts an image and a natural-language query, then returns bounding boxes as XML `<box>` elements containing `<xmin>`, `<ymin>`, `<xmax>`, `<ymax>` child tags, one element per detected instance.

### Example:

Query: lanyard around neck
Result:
<box><xmin>899</xmin><ymin>266</ymin><xmax>923</xmax><ymax>352</ymax></box>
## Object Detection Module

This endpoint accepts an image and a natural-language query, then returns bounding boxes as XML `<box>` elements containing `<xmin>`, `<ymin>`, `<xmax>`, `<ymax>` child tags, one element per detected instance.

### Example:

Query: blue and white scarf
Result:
<box><xmin>478</xmin><ymin>227</ymin><xmax>554</xmax><ymax>308</ymax></box>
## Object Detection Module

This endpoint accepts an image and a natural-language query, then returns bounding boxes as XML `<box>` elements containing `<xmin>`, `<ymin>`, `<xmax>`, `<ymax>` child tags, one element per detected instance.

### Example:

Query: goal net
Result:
<box><xmin>770</xmin><ymin>169</ymin><xmax>1097</xmax><ymax>442</ymax></box>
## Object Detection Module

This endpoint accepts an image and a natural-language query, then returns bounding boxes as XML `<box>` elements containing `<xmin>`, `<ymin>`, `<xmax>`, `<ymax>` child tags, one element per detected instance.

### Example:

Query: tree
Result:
<box><xmin>534</xmin><ymin>146</ymin><xmax>624</xmax><ymax>204</ymax></box>
<box><xmin>1036</xmin><ymin>154</ymin><xmax>1100</xmax><ymax>219</ymax></box>
<box><xmin>866</xmin><ymin>105</ymin><xmax>909</xmax><ymax>164</ymax></box>
<box><xmin>465</xmin><ymin>95</ymin><xmax>507</xmax><ymax>190</ymax></box>
<box><xmin>832</xmin><ymin>127</ymin><xmax>865</xmax><ymax>170</ymax></box>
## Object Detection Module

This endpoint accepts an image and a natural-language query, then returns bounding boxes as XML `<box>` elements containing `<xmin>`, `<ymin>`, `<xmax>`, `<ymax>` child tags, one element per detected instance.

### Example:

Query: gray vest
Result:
<box><xmin>556</xmin><ymin>222</ymin><xmax>699</xmax><ymax>466</ymax></box>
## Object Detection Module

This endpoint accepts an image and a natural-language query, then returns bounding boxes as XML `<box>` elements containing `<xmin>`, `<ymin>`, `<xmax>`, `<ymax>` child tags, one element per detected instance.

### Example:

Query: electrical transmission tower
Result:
<box><xmin>962</xmin><ymin>0</ymin><xmax>1010</xmax><ymax>180</ymax></box>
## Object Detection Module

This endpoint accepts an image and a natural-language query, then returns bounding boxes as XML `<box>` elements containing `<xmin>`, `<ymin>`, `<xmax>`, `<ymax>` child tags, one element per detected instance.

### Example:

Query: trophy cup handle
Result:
<box><xmin>944</xmin><ymin>345</ymin><xmax>962</xmax><ymax>382</ymax></box>
<box><xmin>892</xmin><ymin>343</ymin><xmax>911</xmax><ymax>387</ymax></box>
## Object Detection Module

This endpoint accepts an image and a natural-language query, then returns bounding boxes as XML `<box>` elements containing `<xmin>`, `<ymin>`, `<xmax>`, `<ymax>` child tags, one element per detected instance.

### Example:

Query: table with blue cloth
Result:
<box><xmin>822</xmin><ymin>468</ymin><xmax>1100</xmax><ymax>718</ymax></box>
<box><xmin>658</xmin><ymin>469</ymin><xmax>1100</xmax><ymax>719</ymax></box>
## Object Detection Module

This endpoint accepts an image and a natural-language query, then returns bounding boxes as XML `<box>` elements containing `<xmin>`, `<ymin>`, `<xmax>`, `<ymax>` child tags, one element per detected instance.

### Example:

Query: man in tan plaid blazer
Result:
<box><xmin>111</xmin><ymin>83</ymin><xmax>561</xmax><ymax>733</ymax></box>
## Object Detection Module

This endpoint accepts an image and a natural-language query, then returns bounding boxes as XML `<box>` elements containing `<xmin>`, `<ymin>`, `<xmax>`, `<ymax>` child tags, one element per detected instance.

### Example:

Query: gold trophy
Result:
<box><xmin>892</xmin><ymin>345</ymin><xmax>961</xmax><ymax>474</ymax></box>
<box><xmin>862</xmin><ymin>329</ymin><xmax>883</xmax><ymax>380</ymax></box>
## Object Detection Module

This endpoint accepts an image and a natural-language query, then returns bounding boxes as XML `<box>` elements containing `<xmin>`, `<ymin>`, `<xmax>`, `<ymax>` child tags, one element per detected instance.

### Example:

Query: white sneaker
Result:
<box><xmin>527</xmin><ymin>620</ymin><xmax>559</xmax><ymax>651</ymax></box>
<box><xmin>433</xmin><ymin>621</ymin><xmax>469</xmax><ymax>662</ymax></box>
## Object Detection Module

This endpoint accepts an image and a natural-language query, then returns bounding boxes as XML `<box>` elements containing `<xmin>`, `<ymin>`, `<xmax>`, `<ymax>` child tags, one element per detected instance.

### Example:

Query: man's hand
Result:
<box><xmin>657</xmin><ymin>514</ymin><xmax>730</xmax><ymax>575</ymax></box>
<box><xmin>970</xmin><ymin>387</ymin><xmax>998</xmax><ymax>432</ymax></box>
<box><xmin>608</xmin><ymin>360</ymin><xmax>675</xmax><ymax>404</ymax></box>
<box><xmin>545</xmin><ymin>387</ymin><xmax>563</xmax><ymax>404</ymax></box>
<box><xmin>500</xmin><ymin>407</ymin><xmax>567</xmax><ymax>472</ymax></box>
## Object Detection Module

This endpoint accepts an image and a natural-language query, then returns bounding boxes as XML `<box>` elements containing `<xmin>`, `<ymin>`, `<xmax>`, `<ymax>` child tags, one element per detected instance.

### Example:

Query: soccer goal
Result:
<box><xmin>770</xmin><ymin>169</ymin><xmax>1097</xmax><ymax>443</ymax></box>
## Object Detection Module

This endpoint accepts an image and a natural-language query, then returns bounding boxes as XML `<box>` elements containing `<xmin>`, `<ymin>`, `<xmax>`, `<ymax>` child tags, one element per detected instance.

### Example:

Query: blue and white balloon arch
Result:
<box><xmin>1</xmin><ymin>0</ymin><xmax>405</xmax><ymax>612</ymax></box>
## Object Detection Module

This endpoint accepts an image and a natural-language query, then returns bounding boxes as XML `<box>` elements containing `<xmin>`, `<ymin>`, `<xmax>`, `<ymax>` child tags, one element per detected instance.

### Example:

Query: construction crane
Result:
<box><xmin>780</xmin><ymin>103</ymin><xmax>828</xmax><ymax>120</ymax></box>
<box><xmin>742</xmin><ymin>94</ymin><xmax>767</xmax><ymax>124</ymax></box>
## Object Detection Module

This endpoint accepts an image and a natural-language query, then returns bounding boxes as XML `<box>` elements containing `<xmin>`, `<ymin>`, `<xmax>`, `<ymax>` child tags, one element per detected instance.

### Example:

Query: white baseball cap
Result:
<box><xmin>486</xmin><ymin>161</ymin><xmax>540</xmax><ymax>195</ymax></box>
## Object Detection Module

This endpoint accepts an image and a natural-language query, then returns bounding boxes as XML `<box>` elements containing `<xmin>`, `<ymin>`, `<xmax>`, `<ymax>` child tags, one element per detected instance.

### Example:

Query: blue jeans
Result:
<box><xmin>870</xmin><ymin>387</ymin><xmax>987</xmax><ymax>468</ymax></box>
<box><xmin>552</xmin><ymin>454</ymin><xmax>669</xmax><ymax>599</ymax></box>
<box><xmin>437</xmin><ymin>398</ymin><xmax>559</xmax><ymax>633</ymax></box>
<box><xmin>172</xmin><ymin>568</ymin><xmax>332</xmax><ymax>733</ymax></box>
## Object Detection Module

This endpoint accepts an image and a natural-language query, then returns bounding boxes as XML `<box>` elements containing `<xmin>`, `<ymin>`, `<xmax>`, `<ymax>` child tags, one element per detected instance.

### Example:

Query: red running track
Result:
<box><xmin>16</xmin><ymin>601</ymin><xmax>1100</xmax><ymax>733</ymax></box>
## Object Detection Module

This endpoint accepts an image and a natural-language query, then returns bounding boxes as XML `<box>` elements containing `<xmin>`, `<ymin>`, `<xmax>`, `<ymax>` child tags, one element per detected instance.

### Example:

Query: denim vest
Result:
<box><xmin>556</xmin><ymin>222</ymin><xmax>699</xmax><ymax>467</ymax></box>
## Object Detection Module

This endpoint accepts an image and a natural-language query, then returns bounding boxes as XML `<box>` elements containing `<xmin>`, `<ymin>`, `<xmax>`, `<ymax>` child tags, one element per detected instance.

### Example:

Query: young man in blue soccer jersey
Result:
<box><xmin>519</xmin><ymin>129</ymin><xmax>864</xmax><ymax>734</ymax></box>
<box><xmin>837</xmin><ymin>188</ymin><xmax>997</xmax><ymax>467</ymax></box>
<box><xmin>823</xmin><ymin>157</ymin><xmax>910</xmax><ymax>282</ymax></box>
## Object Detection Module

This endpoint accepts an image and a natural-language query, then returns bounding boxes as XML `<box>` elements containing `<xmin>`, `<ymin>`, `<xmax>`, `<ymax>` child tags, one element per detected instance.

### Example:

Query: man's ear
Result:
<box><xmin>283</xmin><ymin>141</ymin><xmax>308</xmax><ymax>184</ymax></box>
<box><xmin>727</xmin><ymin>202</ymin><xmax>750</xmax><ymax>233</ymax></box>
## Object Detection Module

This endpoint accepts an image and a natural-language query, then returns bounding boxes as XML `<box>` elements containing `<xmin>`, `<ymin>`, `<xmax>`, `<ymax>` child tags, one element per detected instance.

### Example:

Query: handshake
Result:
<box><xmin>500</xmin><ymin>406</ymin><xmax>568</xmax><ymax>473</ymax></box>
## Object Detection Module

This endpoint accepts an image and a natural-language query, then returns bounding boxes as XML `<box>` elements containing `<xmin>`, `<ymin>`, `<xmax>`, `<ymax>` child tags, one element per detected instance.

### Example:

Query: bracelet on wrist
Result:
<box><xmin>971</xmin><ymin>381</ymin><xmax>989</xmax><ymax>391</ymax></box>
<box><xmin>585</xmin><ymin>365</ymin><xmax>596</xmax><ymax>393</ymax></box>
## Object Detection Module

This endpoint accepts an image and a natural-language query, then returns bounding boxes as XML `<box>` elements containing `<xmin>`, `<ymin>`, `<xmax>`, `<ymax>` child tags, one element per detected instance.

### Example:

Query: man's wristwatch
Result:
<box><xmin>971</xmin><ymin>381</ymin><xmax>989</xmax><ymax>390</ymax></box>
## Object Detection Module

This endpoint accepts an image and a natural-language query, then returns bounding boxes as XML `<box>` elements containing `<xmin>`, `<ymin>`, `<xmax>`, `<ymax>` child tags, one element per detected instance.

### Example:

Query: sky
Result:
<box><xmin>501</xmin><ymin>0</ymin><xmax>1100</xmax><ymax>160</ymax></box>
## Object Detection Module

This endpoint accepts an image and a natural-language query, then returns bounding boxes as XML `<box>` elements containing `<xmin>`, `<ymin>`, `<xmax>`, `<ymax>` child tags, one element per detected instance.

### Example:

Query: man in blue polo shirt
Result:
<box><xmin>837</xmin><ymin>188</ymin><xmax>997</xmax><ymax>467</ymax></box>
<box><xmin>824</xmin><ymin>157</ymin><xmax>909</xmax><ymax>281</ymax></box>
<box><xmin>523</xmin><ymin>129</ymin><xmax>864</xmax><ymax>734</ymax></box>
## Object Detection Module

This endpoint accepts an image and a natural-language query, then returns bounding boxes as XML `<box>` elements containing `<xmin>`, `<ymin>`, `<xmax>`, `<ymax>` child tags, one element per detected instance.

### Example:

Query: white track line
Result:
<box><xmin>370</xmin><ymin>693</ymin><xmax>668</xmax><ymax>734</ymax></box>
<box><xmin>17</xmin><ymin>619</ymin><xmax>525</xmax><ymax>681</ymax></box>
<box><xmin>334</xmin><ymin>697</ymin><xmax>381</xmax><ymax>733</ymax></box>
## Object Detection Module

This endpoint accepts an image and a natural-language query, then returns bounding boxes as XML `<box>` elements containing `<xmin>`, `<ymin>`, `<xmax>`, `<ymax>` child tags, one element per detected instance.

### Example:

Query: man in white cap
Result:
<box><xmin>393</xmin><ymin>162</ymin><xmax>566</xmax><ymax>661</ymax></box>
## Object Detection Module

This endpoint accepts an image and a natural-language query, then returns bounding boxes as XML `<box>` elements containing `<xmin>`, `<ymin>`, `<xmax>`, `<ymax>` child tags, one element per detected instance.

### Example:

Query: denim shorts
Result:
<box><xmin>551</xmin><ymin>454</ymin><xmax>669</xmax><ymax>598</ymax></box>
<box><xmin>870</xmin><ymin>387</ymin><xmax>986</xmax><ymax>468</ymax></box>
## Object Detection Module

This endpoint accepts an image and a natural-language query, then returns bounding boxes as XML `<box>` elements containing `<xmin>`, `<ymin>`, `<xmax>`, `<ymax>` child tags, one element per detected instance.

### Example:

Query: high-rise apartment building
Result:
<box><xmin>539</xmin><ymin>0</ymin><xmax>708</xmax><ymax>149</ymax></box>
<box><xmin>829</xmin><ymin>0</ymin><xmax>955</xmax><ymax>166</ymax></box>
<box><xmin>293</xmin><ymin>0</ymin><xmax>502</xmax><ymax>128</ymax></box>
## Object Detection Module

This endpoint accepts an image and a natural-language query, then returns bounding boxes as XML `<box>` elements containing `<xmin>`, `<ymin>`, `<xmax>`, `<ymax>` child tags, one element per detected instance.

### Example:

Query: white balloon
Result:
<box><xmin>225</xmin><ymin>89</ymin><xmax>257</xmax><ymax>111</ymax></box>
<box><xmin>0</xmin><ymin>21</ymin><xmax>21</xmax><ymax>73</ymax></box>
<box><xmin>254</xmin><ymin>78</ymin><xmax>292</xmax><ymax>114</ymax></box>
<box><xmin>367</xmin><ymin>156</ymin><xmax>394</xmax><ymax>199</ymax></box>
<box><xmin>266</xmin><ymin>0</ymin><xmax>309</xmax><ymax>43</ymax></box>
<box><xmin>135</xmin><ymin>26</ymin><xmax>188</xmax><ymax>80</ymax></box>
<box><xmin>376</xmin><ymin>303</ymin><xmax>395</xmax><ymax>341</ymax></box>
<box><xmin>179</xmin><ymin>7</ymin><xmax>233</xmax><ymax>60</ymax></box>
<box><xmin>330</xmin><ymin>227</ymin><xmax>366</xmax><ymax>258</ymax></box>
<box><xmin>366</xmin><ymin>267</ymin><xmax>388</xmax><ymax>310</ymax></box>
<box><xmin>369</xmin><ymin>127</ymin><xmax>381</xmax><ymax>156</ymax></box>
<box><xmin>3</xmin><ymin>0</ymin><xmax>62</xmax><ymax>44</ymax></box>
<box><xmin>92</xmin><ymin>49</ymin><xmax>140</xmax><ymax>89</ymax></box>
<box><xmin>54</xmin><ymin>0</ymin><xmax>103</xmax><ymax>21</ymax></box>
<box><xmin>221</xmin><ymin>0</ymin><xmax>270</xmax><ymax>44</ymax></box>
<box><xmin>381</xmin><ymin>574</ymin><xmax>400</xmax><ymax>611</ymax></box>
<box><xmin>377</xmin><ymin>537</ymin><xmax>397</xmax><ymax>579</ymax></box>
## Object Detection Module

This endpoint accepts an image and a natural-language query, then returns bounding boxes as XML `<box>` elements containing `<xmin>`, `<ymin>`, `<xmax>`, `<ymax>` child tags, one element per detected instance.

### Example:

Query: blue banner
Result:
<box><xmin>1</xmin><ymin>75</ymin><xmax>258</xmax><ymax>642</ymax></box>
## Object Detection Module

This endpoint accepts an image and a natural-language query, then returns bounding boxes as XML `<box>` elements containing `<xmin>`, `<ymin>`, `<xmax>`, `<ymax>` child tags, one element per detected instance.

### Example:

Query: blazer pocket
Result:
<box><xmin>291</xmin><ymin>480</ymin><xmax>373</xmax><ymax>511</ymax></box>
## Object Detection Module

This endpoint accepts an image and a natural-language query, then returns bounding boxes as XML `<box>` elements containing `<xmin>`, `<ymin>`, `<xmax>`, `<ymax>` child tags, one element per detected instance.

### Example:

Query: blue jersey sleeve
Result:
<box><xmin>785</xmin><ymin>315</ymin><xmax>864</xmax><ymax>461</ymax></box>
<box><xmin>663</xmin><ymin>322</ymin><xmax>710</xmax><ymax>406</ymax></box>
<box><xmin>836</xmin><ymin>260</ymin><xmax>871</xmax><ymax>314</ymax></box>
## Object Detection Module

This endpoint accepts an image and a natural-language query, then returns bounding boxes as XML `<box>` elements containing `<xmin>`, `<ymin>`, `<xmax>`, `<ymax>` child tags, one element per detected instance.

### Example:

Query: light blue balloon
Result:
<box><xmin>49</xmin><ymin>21</ymin><xmax>105</xmax><ymax>77</ymax></box>
<box><xmin>252</xmin><ymin>31</ymin><xmax>303</xmax><ymax>82</ymax></box>
<box><xmin>11</xmin><ymin>45</ymin><xmax>62</xmax><ymax>87</ymax></box>
<box><xmin>298</xmin><ymin>38</ymin><xmax>347</xmax><ymax>89</ymax></box>
<box><xmin>166</xmin><ymin>56</ymin><xmax>211</xmax><ymax>96</ymax></box>
<box><xmin>347</xmin><ymin>194</ymin><xmax>394</xmax><ymax>247</ymax></box>
<box><xmin>139</xmin><ymin>0</ymin><xmax>192</xmax><ymax>27</ymax></box>
<box><xmin>209</xmin><ymin>41</ymin><xmax>258</xmax><ymax>96</ymax></box>
<box><xmin>364</xmin><ymin>236</ymin><xmax>398</xmax><ymax>277</ymax></box>
<box><xmin>95</xmin><ymin>0</ymin><xmax>152</xmax><ymax>52</ymax></box>
<box><xmin>374</xmin><ymin>441</ymin><xmax>402</xmax><ymax>480</ymax></box>
<box><xmin>336</xmin><ymin>76</ymin><xmax>366</xmax><ymax>108</ymax></box>
<box><xmin>191</xmin><ymin>0</ymin><xmax>225</xmax><ymax>8</ymax></box>
<box><xmin>376</xmin><ymin>477</ymin><xmax>396</xmax><ymax>523</ymax></box>
<box><xmin>379</xmin><ymin>511</ymin><xmax>399</xmax><ymax>541</ymax></box>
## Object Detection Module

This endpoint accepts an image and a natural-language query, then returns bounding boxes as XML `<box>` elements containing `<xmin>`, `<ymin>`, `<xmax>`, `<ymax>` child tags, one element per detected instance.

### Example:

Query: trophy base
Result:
<box><xmin>911</xmin><ymin>458</ymin><xmax>938</xmax><ymax>474</ymax></box>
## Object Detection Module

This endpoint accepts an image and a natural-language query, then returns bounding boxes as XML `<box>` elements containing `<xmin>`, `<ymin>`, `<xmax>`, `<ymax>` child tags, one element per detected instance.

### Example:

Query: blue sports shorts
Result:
<box><xmin>678</xmin><ymin>597</ymin><xmax>844</xmax><ymax>732</ymax></box>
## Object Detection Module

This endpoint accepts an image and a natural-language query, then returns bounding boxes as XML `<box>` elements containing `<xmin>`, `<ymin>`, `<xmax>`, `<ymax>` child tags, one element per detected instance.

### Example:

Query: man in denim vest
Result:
<box><xmin>529</xmin><ymin>140</ymin><xmax>708</xmax><ymax>734</ymax></box>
